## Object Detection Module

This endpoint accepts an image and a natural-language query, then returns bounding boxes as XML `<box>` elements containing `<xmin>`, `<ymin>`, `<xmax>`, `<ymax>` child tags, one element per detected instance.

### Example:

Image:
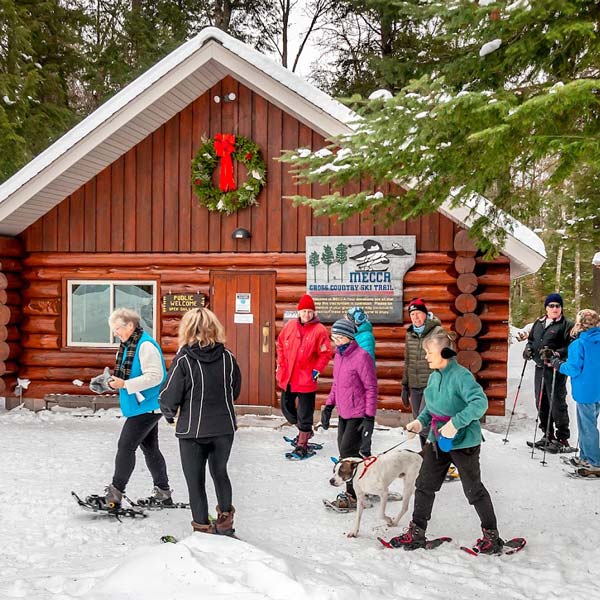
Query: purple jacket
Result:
<box><xmin>326</xmin><ymin>342</ymin><xmax>378</xmax><ymax>419</ymax></box>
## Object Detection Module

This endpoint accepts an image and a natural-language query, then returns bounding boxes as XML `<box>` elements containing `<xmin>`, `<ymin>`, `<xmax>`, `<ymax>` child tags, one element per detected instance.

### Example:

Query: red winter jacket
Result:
<box><xmin>276</xmin><ymin>318</ymin><xmax>332</xmax><ymax>392</ymax></box>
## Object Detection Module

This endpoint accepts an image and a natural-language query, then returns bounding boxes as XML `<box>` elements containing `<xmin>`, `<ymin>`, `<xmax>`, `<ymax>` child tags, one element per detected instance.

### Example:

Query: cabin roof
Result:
<box><xmin>0</xmin><ymin>27</ymin><xmax>544</xmax><ymax>277</ymax></box>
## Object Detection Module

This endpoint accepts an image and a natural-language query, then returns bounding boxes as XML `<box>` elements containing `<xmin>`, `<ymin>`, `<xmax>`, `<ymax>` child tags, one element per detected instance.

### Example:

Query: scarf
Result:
<box><xmin>114</xmin><ymin>326</ymin><xmax>144</xmax><ymax>380</ymax></box>
<box><xmin>337</xmin><ymin>342</ymin><xmax>351</xmax><ymax>355</ymax></box>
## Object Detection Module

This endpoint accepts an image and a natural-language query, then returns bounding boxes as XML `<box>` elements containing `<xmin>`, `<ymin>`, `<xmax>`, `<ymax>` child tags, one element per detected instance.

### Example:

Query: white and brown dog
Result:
<box><xmin>329</xmin><ymin>449</ymin><xmax>423</xmax><ymax>538</ymax></box>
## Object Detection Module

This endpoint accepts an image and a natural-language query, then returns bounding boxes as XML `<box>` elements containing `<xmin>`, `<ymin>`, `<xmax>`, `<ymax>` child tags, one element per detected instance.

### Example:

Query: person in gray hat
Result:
<box><xmin>321</xmin><ymin>319</ymin><xmax>378</xmax><ymax>510</ymax></box>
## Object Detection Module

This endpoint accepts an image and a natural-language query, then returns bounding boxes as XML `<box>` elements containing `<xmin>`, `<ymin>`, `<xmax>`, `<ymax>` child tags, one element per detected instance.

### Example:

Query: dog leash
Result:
<box><xmin>378</xmin><ymin>434</ymin><xmax>410</xmax><ymax>456</ymax></box>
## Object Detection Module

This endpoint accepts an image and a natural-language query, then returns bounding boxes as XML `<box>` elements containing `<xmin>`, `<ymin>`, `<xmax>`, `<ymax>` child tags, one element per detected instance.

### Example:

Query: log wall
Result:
<box><xmin>18</xmin><ymin>250</ymin><xmax>509</xmax><ymax>414</ymax></box>
<box><xmin>0</xmin><ymin>236</ymin><xmax>24</xmax><ymax>396</ymax></box>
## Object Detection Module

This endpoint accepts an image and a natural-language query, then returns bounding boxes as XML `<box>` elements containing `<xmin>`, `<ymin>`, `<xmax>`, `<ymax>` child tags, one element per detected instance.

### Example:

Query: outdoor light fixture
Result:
<box><xmin>213</xmin><ymin>92</ymin><xmax>237</xmax><ymax>103</ymax></box>
<box><xmin>232</xmin><ymin>227</ymin><xmax>251</xmax><ymax>240</ymax></box>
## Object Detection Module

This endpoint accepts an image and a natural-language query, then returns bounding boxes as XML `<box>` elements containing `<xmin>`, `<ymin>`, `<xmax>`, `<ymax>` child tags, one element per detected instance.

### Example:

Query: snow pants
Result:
<box><xmin>534</xmin><ymin>365</ymin><xmax>570</xmax><ymax>441</ymax></box>
<box><xmin>112</xmin><ymin>412</ymin><xmax>169</xmax><ymax>493</ymax></box>
<box><xmin>280</xmin><ymin>386</ymin><xmax>315</xmax><ymax>433</ymax></box>
<box><xmin>412</xmin><ymin>443</ymin><xmax>498</xmax><ymax>532</ymax></box>
<box><xmin>179</xmin><ymin>434</ymin><xmax>234</xmax><ymax>525</ymax></box>
<box><xmin>337</xmin><ymin>417</ymin><xmax>363</xmax><ymax>498</ymax></box>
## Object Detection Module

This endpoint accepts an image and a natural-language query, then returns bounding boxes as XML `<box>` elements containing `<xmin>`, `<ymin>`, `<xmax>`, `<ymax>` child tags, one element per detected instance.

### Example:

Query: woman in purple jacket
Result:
<box><xmin>321</xmin><ymin>319</ymin><xmax>378</xmax><ymax>510</ymax></box>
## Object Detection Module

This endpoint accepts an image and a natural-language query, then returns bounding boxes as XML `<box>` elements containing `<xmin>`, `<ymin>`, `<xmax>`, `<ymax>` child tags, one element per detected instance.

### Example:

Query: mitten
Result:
<box><xmin>359</xmin><ymin>416</ymin><xmax>375</xmax><ymax>457</ymax></box>
<box><xmin>89</xmin><ymin>367</ymin><xmax>113</xmax><ymax>394</ymax></box>
<box><xmin>539</xmin><ymin>347</ymin><xmax>556</xmax><ymax>362</ymax></box>
<box><xmin>321</xmin><ymin>404</ymin><xmax>333</xmax><ymax>430</ymax></box>
<box><xmin>551</xmin><ymin>356</ymin><xmax>564</xmax><ymax>371</ymax></box>
<box><xmin>439</xmin><ymin>420</ymin><xmax>457</xmax><ymax>439</ymax></box>
<box><xmin>523</xmin><ymin>346</ymin><xmax>533</xmax><ymax>360</ymax></box>
<box><xmin>405</xmin><ymin>419</ymin><xmax>423</xmax><ymax>439</ymax></box>
<box><xmin>312</xmin><ymin>369</ymin><xmax>320</xmax><ymax>382</ymax></box>
<box><xmin>401</xmin><ymin>385</ymin><xmax>410</xmax><ymax>408</ymax></box>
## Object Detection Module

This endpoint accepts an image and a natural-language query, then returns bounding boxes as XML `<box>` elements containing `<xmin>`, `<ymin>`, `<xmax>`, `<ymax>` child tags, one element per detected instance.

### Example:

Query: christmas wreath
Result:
<box><xmin>191</xmin><ymin>134</ymin><xmax>266</xmax><ymax>213</ymax></box>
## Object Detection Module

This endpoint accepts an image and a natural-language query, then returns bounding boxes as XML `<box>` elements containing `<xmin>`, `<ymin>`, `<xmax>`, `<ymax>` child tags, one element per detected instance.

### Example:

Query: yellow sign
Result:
<box><xmin>162</xmin><ymin>293</ymin><xmax>206</xmax><ymax>314</ymax></box>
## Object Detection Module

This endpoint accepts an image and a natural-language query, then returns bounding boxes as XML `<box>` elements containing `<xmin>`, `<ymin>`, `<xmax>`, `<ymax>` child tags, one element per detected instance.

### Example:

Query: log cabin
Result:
<box><xmin>0</xmin><ymin>28</ymin><xmax>545</xmax><ymax>415</ymax></box>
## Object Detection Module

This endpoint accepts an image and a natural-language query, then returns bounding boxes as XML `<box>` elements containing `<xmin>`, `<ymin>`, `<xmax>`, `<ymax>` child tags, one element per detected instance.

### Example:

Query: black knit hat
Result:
<box><xmin>544</xmin><ymin>293</ymin><xmax>563</xmax><ymax>308</ymax></box>
<box><xmin>408</xmin><ymin>297</ymin><xmax>428</xmax><ymax>316</ymax></box>
<box><xmin>331</xmin><ymin>319</ymin><xmax>356</xmax><ymax>340</ymax></box>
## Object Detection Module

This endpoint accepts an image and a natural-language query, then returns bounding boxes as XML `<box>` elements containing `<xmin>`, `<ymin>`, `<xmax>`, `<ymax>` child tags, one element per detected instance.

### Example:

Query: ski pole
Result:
<box><xmin>503</xmin><ymin>358</ymin><xmax>528</xmax><ymax>443</ymax></box>
<box><xmin>541</xmin><ymin>366</ymin><xmax>558</xmax><ymax>466</ymax></box>
<box><xmin>530</xmin><ymin>364</ymin><xmax>546</xmax><ymax>459</ymax></box>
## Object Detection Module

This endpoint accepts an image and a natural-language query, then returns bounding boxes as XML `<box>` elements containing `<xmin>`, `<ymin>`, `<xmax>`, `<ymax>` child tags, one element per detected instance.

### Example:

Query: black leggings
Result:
<box><xmin>412</xmin><ymin>443</ymin><xmax>497</xmax><ymax>532</ymax></box>
<box><xmin>280</xmin><ymin>387</ymin><xmax>315</xmax><ymax>432</ymax></box>
<box><xmin>112</xmin><ymin>412</ymin><xmax>169</xmax><ymax>493</ymax></box>
<box><xmin>337</xmin><ymin>417</ymin><xmax>363</xmax><ymax>498</ymax></box>
<box><xmin>179</xmin><ymin>435</ymin><xmax>234</xmax><ymax>525</ymax></box>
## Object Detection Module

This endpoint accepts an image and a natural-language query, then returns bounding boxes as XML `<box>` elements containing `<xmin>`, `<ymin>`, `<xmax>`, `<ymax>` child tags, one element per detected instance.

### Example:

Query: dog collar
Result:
<box><xmin>357</xmin><ymin>456</ymin><xmax>378</xmax><ymax>480</ymax></box>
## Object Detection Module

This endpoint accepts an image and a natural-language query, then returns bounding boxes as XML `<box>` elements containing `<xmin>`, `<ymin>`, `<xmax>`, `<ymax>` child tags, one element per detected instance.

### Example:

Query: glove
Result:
<box><xmin>89</xmin><ymin>367</ymin><xmax>113</xmax><ymax>394</ymax></box>
<box><xmin>522</xmin><ymin>346</ymin><xmax>533</xmax><ymax>360</ymax></box>
<box><xmin>439</xmin><ymin>420</ymin><xmax>457</xmax><ymax>439</ymax></box>
<box><xmin>359</xmin><ymin>416</ymin><xmax>375</xmax><ymax>457</ymax></box>
<box><xmin>321</xmin><ymin>404</ymin><xmax>333</xmax><ymax>430</ymax></box>
<box><xmin>405</xmin><ymin>419</ymin><xmax>422</xmax><ymax>439</ymax></box>
<box><xmin>551</xmin><ymin>356</ymin><xmax>564</xmax><ymax>371</ymax></box>
<box><xmin>312</xmin><ymin>369</ymin><xmax>320</xmax><ymax>382</ymax></box>
<box><xmin>165</xmin><ymin>416</ymin><xmax>176</xmax><ymax>426</ymax></box>
<box><xmin>401</xmin><ymin>385</ymin><xmax>410</xmax><ymax>409</ymax></box>
<box><xmin>539</xmin><ymin>347</ymin><xmax>557</xmax><ymax>363</ymax></box>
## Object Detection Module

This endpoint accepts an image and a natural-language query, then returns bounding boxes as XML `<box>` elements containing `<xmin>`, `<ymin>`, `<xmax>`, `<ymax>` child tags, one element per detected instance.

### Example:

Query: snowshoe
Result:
<box><xmin>285</xmin><ymin>446</ymin><xmax>316</xmax><ymax>460</ymax></box>
<box><xmin>561</xmin><ymin>456</ymin><xmax>587</xmax><ymax>468</ymax></box>
<box><xmin>323</xmin><ymin>493</ymin><xmax>357</xmax><ymax>513</ymax></box>
<box><xmin>378</xmin><ymin>536</ymin><xmax>451</xmax><ymax>550</ymax></box>
<box><xmin>283</xmin><ymin>435</ymin><xmax>323</xmax><ymax>451</ymax></box>
<box><xmin>461</xmin><ymin>537</ymin><xmax>526</xmax><ymax>556</ymax></box>
<box><xmin>444</xmin><ymin>466</ymin><xmax>460</xmax><ymax>482</ymax></box>
<box><xmin>567</xmin><ymin>467</ymin><xmax>600</xmax><ymax>479</ymax></box>
<box><xmin>72</xmin><ymin>491</ymin><xmax>146</xmax><ymax>519</ymax></box>
<box><xmin>544</xmin><ymin>440</ymin><xmax>577</xmax><ymax>454</ymax></box>
<box><xmin>526</xmin><ymin>436</ymin><xmax>553</xmax><ymax>449</ymax></box>
<box><xmin>160</xmin><ymin>535</ymin><xmax>178</xmax><ymax>544</ymax></box>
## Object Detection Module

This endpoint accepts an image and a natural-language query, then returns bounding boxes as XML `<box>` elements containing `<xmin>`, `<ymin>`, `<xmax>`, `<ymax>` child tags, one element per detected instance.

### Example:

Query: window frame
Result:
<box><xmin>65</xmin><ymin>279</ymin><xmax>159</xmax><ymax>348</ymax></box>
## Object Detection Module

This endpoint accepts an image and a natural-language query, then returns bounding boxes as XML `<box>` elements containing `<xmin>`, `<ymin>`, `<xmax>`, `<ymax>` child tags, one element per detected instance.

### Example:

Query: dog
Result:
<box><xmin>329</xmin><ymin>449</ymin><xmax>423</xmax><ymax>538</ymax></box>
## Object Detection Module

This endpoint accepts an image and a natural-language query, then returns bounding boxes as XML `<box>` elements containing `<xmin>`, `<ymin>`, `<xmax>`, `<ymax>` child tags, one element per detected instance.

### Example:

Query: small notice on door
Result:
<box><xmin>235</xmin><ymin>293</ymin><xmax>251</xmax><ymax>313</ymax></box>
<box><xmin>234</xmin><ymin>313</ymin><xmax>253</xmax><ymax>324</ymax></box>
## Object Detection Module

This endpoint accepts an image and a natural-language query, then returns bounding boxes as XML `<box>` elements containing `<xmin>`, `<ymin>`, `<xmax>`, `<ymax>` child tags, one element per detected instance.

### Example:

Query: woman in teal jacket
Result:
<box><xmin>390</xmin><ymin>329</ymin><xmax>506</xmax><ymax>555</ymax></box>
<box><xmin>346</xmin><ymin>306</ymin><xmax>375</xmax><ymax>361</ymax></box>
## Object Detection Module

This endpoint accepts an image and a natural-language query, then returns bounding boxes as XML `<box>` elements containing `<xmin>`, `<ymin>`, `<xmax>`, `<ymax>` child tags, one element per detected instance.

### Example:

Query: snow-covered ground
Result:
<box><xmin>1</xmin><ymin>340</ymin><xmax>598</xmax><ymax>600</ymax></box>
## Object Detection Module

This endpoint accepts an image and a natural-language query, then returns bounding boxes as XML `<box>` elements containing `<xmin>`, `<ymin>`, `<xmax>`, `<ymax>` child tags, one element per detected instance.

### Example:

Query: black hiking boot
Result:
<box><xmin>388</xmin><ymin>521</ymin><xmax>427</xmax><ymax>550</ymax></box>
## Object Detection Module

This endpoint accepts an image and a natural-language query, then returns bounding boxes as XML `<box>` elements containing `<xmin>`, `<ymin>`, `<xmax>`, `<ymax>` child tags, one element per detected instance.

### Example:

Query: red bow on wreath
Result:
<box><xmin>214</xmin><ymin>133</ymin><xmax>236</xmax><ymax>192</ymax></box>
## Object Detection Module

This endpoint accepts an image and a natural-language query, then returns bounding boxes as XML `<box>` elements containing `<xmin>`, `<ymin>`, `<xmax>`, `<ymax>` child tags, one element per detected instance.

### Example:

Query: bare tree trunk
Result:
<box><xmin>574</xmin><ymin>243</ymin><xmax>581</xmax><ymax>313</ymax></box>
<box><xmin>555</xmin><ymin>245</ymin><xmax>563</xmax><ymax>293</ymax></box>
<box><xmin>281</xmin><ymin>0</ymin><xmax>290</xmax><ymax>68</ymax></box>
<box><xmin>214</xmin><ymin>0</ymin><xmax>233</xmax><ymax>31</ymax></box>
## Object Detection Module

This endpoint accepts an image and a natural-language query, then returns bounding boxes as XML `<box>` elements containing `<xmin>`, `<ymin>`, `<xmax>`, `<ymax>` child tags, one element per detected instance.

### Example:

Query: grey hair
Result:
<box><xmin>422</xmin><ymin>328</ymin><xmax>457</xmax><ymax>352</ymax></box>
<box><xmin>108</xmin><ymin>307</ymin><xmax>141</xmax><ymax>329</ymax></box>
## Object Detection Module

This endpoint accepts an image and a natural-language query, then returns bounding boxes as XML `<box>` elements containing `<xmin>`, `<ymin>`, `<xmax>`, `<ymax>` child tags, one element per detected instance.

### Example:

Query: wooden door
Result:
<box><xmin>210</xmin><ymin>270</ymin><xmax>276</xmax><ymax>407</ymax></box>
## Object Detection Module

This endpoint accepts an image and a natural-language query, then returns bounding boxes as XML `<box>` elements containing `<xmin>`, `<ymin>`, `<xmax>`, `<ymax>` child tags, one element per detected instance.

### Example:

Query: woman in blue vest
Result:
<box><xmin>94</xmin><ymin>308</ymin><xmax>169</xmax><ymax>509</ymax></box>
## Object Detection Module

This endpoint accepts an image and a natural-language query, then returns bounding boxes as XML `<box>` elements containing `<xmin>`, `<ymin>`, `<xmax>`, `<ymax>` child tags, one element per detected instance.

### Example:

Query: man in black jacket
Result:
<box><xmin>524</xmin><ymin>293</ymin><xmax>575</xmax><ymax>453</ymax></box>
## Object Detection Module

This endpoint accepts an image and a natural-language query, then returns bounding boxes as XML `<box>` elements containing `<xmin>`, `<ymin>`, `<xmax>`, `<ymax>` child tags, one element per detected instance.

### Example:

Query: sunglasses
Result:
<box><xmin>547</xmin><ymin>303</ymin><xmax>561</xmax><ymax>309</ymax></box>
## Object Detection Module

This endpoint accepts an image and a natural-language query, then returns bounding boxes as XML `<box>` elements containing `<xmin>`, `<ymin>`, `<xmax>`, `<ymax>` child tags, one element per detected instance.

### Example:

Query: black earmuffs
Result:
<box><xmin>441</xmin><ymin>347</ymin><xmax>457</xmax><ymax>359</ymax></box>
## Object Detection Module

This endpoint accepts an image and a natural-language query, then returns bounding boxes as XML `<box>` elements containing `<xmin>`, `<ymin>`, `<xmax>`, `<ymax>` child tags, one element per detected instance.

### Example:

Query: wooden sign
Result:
<box><xmin>162</xmin><ymin>293</ymin><xmax>206</xmax><ymax>314</ymax></box>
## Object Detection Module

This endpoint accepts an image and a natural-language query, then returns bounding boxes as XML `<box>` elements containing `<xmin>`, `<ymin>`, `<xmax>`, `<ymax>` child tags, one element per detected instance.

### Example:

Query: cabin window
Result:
<box><xmin>67</xmin><ymin>280</ymin><xmax>157</xmax><ymax>347</ymax></box>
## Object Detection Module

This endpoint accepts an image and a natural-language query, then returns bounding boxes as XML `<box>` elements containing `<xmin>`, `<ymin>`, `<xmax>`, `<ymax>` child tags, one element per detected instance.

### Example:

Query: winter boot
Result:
<box><xmin>192</xmin><ymin>520</ymin><xmax>216</xmax><ymax>534</ymax></box>
<box><xmin>137</xmin><ymin>486</ymin><xmax>173</xmax><ymax>506</ymax></box>
<box><xmin>215</xmin><ymin>505</ymin><xmax>235</xmax><ymax>536</ymax></box>
<box><xmin>546</xmin><ymin>439</ymin><xmax>577</xmax><ymax>454</ymax></box>
<box><xmin>89</xmin><ymin>483</ymin><xmax>123</xmax><ymax>509</ymax></box>
<box><xmin>533</xmin><ymin>435</ymin><xmax>553</xmax><ymax>448</ymax></box>
<box><xmin>292</xmin><ymin>430</ymin><xmax>312</xmax><ymax>458</ymax></box>
<box><xmin>328</xmin><ymin>492</ymin><xmax>357</xmax><ymax>512</ymax></box>
<box><xmin>472</xmin><ymin>528</ymin><xmax>505</xmax><ymax>555</ymax></box>
<box><xmin>388</xmin><ymin>521</ymin><xmax>427</xmax><ymax>550</ymax></box>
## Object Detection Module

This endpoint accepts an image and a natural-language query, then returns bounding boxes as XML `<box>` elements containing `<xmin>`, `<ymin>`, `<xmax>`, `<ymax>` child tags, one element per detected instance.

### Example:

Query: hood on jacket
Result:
<box><xmin>581</xmin><ymin>327</ymin><xmax>600</xmax><ymax>343</ymax></box>
<box><xmin>182</xmin><ymin>342</ymin><xmax>226</xmax><ymax>363</ymax></box>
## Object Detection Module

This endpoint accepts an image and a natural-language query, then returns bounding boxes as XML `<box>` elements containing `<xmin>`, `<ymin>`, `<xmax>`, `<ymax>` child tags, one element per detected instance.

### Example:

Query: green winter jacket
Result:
<box><xmin>402</xmin><ymin>316</ymin><xmax>443</xmax><ymax>389</ymax></box>
<box><xmin>417</xmin><ymin>359</ymin><xmax>488</xmax><ymax>450</ymax></box>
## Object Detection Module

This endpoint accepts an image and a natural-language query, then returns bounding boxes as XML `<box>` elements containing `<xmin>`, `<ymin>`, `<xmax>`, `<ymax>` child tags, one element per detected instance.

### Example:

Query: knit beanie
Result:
<box><xmin>544</xmin><ymin>293</ymin><xmax>563</xmax><ymax>308</ymax></box>
<box><xmin>346</xmin><ymin>306</ymin><xmax>368</xmax><ymax>325</ymax></box>
<box><xmin>331</xmin><ymin>319</ymin><xmax>356</xmax><ymax>340</ymax></box>
<box><xmin>297</xmin><ymin>294</ymin><xmax>316</xmax><ymax>311</ymax></box>
<box><xmin>407</xmin><ymin>297</ymin><xmax>428</xmax><ymax>316</ymax></box>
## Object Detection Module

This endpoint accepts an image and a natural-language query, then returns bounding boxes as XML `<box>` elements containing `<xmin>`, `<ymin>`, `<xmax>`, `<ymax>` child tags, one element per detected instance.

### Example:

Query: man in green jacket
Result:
<box><xmin>401</xmin><ymin>298</ymin><xmax>443</xmax><ymax>448</ymax></box>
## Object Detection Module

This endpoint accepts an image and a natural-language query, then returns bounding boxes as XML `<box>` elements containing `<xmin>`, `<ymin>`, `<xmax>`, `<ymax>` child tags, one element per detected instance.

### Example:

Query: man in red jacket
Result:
<box><xmin>277</xmin><ymin>294</ymin><xmax>332</xmax><ymax>458</ymax></box>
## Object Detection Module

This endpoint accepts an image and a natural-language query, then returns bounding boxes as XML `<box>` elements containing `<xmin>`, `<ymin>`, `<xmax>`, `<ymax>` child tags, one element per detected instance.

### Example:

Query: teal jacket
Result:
<box><xmin>355</xmin><ymin>321</ymin><xmax>376</xmax><ymax>361</ymax></box>
<box><xmin>417</xmin><ymin>359</ymin><xmax>488</xmax><ymax>450</ymax></box>
<box><xmin>118</xmin><ymin>332</ymin><xmax>166</xmax><ymax>418</ymax></box>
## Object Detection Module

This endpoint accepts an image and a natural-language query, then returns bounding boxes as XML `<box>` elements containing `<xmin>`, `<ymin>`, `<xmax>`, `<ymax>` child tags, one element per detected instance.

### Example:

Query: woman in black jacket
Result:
<box><xmin>159</xmin><ymin>307</ymin><xmax>241</xmax><ymax>536</ymax></box>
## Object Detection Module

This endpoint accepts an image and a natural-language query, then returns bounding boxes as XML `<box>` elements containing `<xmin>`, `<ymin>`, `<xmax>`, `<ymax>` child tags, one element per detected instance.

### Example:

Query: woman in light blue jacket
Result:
<box><xmin>549</xmin><ymin>309</ymin><xmax>600</xmax><ymax>474</ymax></box>
<box><xmin>346</xmin><ymin>306</ymin><xmax>375</xmax><ymax>361</ymax></box>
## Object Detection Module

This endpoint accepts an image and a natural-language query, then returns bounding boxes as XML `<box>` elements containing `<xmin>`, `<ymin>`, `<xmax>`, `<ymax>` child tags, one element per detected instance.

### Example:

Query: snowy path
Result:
<box><xmin>0</xmin><ymin>343</ymin><xmax>598</xmax><ymax>600</ymax></box>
